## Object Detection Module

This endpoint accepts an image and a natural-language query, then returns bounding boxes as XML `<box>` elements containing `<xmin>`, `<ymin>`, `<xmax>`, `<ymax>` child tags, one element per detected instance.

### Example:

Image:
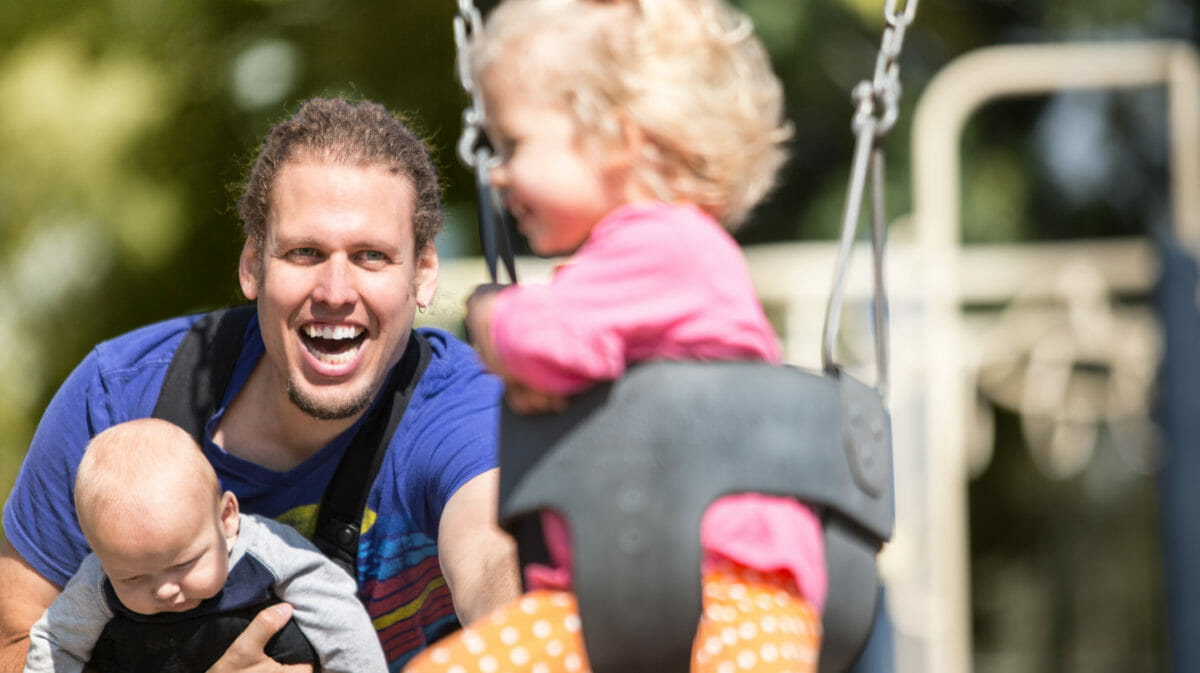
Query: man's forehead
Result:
<box><xmin>262</xmin><ymin>160</ymin><xmax>416</xmax><ymax>238</ymax></box>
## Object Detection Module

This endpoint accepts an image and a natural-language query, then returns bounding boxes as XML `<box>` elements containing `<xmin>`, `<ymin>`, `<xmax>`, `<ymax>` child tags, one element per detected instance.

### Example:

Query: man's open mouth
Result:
<box><xmin>301</xmin><ymin>324</ymin><xmax>366</xmax><ymax>365</ymax></box>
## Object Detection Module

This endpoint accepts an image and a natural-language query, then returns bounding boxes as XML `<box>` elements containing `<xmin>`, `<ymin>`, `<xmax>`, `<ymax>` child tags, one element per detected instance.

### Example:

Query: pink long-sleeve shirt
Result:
<box><xmin>489</xmin><ymin>202</ymin><xmax>827</xmax><ymax>611</ymax></box>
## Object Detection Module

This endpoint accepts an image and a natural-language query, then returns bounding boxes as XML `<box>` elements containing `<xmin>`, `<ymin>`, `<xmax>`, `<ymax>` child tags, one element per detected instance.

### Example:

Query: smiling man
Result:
<box><xmin>0</xmin><ymin>98</ymin><xmax>520</xmax><ymax>673</ymax></box>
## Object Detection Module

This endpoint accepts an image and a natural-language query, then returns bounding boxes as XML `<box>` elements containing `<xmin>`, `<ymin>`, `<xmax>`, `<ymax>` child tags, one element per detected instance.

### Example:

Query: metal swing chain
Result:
<box><xmin>453</xmin><ymin>0</ymin><xmax>518</xmax><ymax>284</ymax></box>
<box><xmin>453</xmin><ymin>0</ymin><xmax>487</xmax><ymax>171</ymax></box>
<box><xmin>821</xmin><ymin>0</ymin><xmax>919</xmax><ymax>401</ymax></box>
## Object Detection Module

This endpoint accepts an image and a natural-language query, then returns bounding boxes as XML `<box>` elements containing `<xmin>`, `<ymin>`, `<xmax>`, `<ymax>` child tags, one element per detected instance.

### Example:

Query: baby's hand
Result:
<box><xmin>504</xmin><ymin>381</ymin><xmax>569</xmax><ymax>415</ymax></box>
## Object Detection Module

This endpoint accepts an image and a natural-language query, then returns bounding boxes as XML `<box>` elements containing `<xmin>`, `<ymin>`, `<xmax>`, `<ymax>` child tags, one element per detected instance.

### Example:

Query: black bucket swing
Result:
<box><xmin>451</xmin><ymin>1</ymin><xmax>918</xmax><ymax>671</ymax></box>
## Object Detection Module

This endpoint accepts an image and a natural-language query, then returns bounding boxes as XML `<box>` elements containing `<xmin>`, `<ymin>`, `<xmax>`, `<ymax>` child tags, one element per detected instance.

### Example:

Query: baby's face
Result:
<box><xmin>90</xmin><ymin>492</ymin><xmax>238</xmax><ymax>615</ymax></box>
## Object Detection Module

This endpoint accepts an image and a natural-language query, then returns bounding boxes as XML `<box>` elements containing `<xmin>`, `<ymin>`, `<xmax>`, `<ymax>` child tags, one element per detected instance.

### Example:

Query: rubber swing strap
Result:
<box><xmin>475</xmin><ymin>158</ymin><xmax>518</xmax><ymax>285</ymax></box>
<box><xmin>153</xmin><ymin>306</ymin><xmax>433</xmax><ymax>577</ymax></box>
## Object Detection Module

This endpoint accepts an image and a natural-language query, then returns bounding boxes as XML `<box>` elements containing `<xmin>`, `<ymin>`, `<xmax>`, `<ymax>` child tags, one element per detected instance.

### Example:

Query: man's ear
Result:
<box><xmin>415</xmin><ymin>242</ymin><xmax>440</xmax><ymax>310</ymax></box>
<box><xmin>238</xmin><ymin>239</ymin><xmax>262</xmax><ymax>301</ymax></box>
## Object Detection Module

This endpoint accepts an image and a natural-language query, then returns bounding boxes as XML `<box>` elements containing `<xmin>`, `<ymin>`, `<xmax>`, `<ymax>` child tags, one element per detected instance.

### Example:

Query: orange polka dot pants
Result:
<box><xmin>404</xmin><ymin>561</ymin><xmax>821</xmax><ymax>673</ymax></box>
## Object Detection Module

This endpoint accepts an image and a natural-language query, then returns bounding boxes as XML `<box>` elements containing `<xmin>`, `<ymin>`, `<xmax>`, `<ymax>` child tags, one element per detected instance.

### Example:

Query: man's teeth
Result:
<box><xmin>310</xmin><ymin>344</ymin><xmax>360</xmax><ymax>365</ymax></box>
<box><xmin>304</xmin><ymin>325</ymin><xmax>362</xmax><ymax>340</ymax></box>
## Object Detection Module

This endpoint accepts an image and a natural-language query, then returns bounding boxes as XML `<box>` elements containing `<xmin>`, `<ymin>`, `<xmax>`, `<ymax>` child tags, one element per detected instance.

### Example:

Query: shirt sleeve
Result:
<box><xmin>23</xmin><ymin>555</ymin><xmax>113</xmax><ymax>673</ymax></box>
<box><xmin>4</xmin><ymin>319</ymin><xmax>186</xmax><ymax>587</ymax></box>
<box><xmin>4</xmin><ymin>352</ymin><xmax>114</xmax><ymax>588</ymax></box>
<box><xmin>246</xmin><ymin>516</ymin><xmax>389</xmax><ymax>673</ymax></box>
<box><xmin>489</xmin><ymin>211</ymin><xmax>758</xmax><ymax>394</ymax></box>
<box><xmin>400</xmin><ymin>331</ymin><xmax>503</xmax><ymax>536</ymax></box>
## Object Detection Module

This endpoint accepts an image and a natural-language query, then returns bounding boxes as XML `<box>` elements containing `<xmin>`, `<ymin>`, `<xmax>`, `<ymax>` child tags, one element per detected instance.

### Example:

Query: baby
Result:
<box><xmin>23</xmin><ymin>418</ymin><xmax>387</xmax><ymax>673</ymax></box>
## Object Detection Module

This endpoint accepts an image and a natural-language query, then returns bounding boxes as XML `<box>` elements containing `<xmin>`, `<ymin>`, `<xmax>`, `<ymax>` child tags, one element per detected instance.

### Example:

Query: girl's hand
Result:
<box><xmin>503</xmin><ymin>381</ymin><xmax>568</xmax><ymax>415</ymax></box>
<box><xmin>464</xmin><ymin>283</ymin><xmax>567</xmax><ymax>414</ymax></box>
<box><xmin>464</xmin><ymin>284</ymin><xmax>507</xmax><ymax>373</ymax></box>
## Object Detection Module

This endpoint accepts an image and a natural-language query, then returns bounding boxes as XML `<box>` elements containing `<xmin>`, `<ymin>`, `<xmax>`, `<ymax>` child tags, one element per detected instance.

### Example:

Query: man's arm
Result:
<box><xmin>0</xmin><ymin>537</ymin><xmax>61</xmax><ymax>673</ymax></box>
<box><xmin>437</xmin><ymin>469</ymin><xmax>521</xmax><ymax>625</ymax></box>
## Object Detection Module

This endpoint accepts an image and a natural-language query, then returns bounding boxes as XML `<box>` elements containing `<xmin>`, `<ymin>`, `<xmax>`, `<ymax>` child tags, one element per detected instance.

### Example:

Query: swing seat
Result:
<box><xmin>497</xmin><ymin>360</ymin><xmax>894</xmax><ymax>673</ymax></box>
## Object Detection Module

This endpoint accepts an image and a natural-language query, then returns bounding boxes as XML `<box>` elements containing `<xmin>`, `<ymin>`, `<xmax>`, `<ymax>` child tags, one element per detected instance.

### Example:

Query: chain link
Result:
<box><xmin>453</xmin><ymin>0</ymin><xmax>490</xmax><ymax>169</ymax></box>
<box><xmin>822</xmin><ymin>0</ymin><xmax>919</xmax><ymax>396</ymax></box>
<box><xmin>858</xmin><ymin>0</ymin><xmax>918</xmax><ymax>139</ymax></box>
<box><xmin>453</xmin><ymin>0</ymin><xmax>519</xmax><ymax>284</ymax></box>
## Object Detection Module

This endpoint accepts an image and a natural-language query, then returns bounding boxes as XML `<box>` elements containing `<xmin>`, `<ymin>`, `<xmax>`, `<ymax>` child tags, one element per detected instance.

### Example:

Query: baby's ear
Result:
<box><xmin>219</xmin><ymin>491</ymin><xmax>240</xmax><ymax>545</ymax></box>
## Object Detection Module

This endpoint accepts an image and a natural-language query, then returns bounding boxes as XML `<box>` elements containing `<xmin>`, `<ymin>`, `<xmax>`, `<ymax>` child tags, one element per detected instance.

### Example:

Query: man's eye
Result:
<box><xmin>359</xmin><ymin>250</ymin><xmax>390</xmax><ymax>264</ymax></box>
<box><xmin>286</xmin><ymin>248</ymin><xmax>320</xmax><ymax>261</ymax></box>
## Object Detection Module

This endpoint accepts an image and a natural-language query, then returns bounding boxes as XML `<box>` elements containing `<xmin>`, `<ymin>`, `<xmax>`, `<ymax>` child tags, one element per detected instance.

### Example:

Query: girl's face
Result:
<box><xmin>482</xmin><ymin>62</ymin><xmax>632</xmax><ymax>257</ymax></box>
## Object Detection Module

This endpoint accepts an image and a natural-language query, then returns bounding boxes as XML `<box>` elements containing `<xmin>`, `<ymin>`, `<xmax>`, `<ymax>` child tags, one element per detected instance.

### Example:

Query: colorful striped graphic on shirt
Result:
<box><xmin>359</xmin><ymin>510</ymin><xmax>460</xmax><ymax>670</ymax></box>
<box><xmin>272</xmin><ymin>504</ymin><xmax>455</xmax><ymax>670</ymax></box>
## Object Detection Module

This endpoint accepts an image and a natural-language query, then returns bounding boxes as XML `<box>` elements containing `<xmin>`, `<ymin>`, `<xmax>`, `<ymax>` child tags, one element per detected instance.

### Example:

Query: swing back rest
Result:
<box><xmin>497</xmin><ymin>360</ymin><xmax>893</xmax><ymax>673</ymax></box>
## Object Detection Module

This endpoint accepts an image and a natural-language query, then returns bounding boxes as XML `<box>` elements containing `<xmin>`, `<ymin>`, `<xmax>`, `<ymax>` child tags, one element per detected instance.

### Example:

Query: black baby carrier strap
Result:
<box><xmin>89</xmin><ymin>595</ymin><xmax>314</xmax><ymax>673</ymax></box>
<box><xmin>93</xmin><ymin>305</ymin><xmax>432</xmax><ymax>671</ymax></box>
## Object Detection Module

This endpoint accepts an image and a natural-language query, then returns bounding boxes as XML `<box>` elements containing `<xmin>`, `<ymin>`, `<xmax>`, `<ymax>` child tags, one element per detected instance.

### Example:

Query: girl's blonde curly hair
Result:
<box><xmin>471</xmin><ymin>0</ymin><xmax>791</xmax><ymax>231</ymax></box>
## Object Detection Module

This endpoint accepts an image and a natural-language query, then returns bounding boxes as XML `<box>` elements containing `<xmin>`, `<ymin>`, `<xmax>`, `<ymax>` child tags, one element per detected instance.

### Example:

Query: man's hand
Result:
<box><xmin>205</xmin><ymin>604</ymin><xmax>313</xmax><ymax>673</ymax></box>
<box><xmin>0</xmin><ymin>537</ymin><xmax>60</xmax><ymax>673</ymax></box>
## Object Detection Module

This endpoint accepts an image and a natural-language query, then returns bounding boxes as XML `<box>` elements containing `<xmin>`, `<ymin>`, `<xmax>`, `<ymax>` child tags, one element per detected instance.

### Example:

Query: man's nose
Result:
<box><xmin>313</xmin><ymin>257</ymin><xmax>358</xmax><ymax>306</ymax></box>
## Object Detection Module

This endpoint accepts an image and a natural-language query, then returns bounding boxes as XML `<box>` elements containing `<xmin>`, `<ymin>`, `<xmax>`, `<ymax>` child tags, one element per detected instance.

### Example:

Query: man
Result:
<box><xmin>0</xmin><ymin>98</ymin><xmax>520</xmax><ymax>672</ymax></box>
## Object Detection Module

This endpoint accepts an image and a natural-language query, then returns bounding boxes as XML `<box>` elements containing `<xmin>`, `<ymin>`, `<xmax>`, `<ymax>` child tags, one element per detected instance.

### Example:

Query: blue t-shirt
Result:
<box><xmin>4</xmin><ymin>312</ymin><xmax>502</xmax><ymax>670</ymax></box>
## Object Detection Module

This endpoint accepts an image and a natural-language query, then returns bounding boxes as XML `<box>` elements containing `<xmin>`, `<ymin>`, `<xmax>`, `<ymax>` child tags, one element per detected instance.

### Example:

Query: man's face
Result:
<box><xmin>239</xmin><ymin>159</ymin><xmax>438</xmax><ymax>420</ymax></box>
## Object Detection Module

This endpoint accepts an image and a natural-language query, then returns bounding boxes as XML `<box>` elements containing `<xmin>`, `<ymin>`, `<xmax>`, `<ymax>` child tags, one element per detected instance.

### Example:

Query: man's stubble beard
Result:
<box><xmin>286</xmin><ymin>378</ymin><xmax>376</xmax><ymax>421</ymax></box>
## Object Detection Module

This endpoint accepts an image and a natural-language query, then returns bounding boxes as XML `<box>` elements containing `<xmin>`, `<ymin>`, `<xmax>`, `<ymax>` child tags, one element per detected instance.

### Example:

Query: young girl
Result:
<box><xmin>406</xmin><ymin>0</ymin><xmax>826</xmax><ymax>671</ymax></box>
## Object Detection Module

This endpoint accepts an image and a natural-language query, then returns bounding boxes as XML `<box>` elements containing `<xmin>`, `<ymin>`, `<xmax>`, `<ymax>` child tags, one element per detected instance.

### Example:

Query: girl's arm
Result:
<box><xmin>465</xmin><ymin>284</ymin><xmax>568</xmax><ymax>414</ymax></box>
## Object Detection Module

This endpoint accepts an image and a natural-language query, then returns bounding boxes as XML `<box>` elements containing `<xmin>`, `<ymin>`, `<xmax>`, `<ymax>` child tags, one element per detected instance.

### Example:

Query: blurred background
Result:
<box><xmin>2</xmin><ymin>0</ymin><xmax>1197</xmax><ymax>671</ymax></box>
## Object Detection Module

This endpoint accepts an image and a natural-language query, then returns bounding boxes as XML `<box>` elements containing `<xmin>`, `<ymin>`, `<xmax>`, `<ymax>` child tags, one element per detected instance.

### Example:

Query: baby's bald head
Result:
<box><xmin>74</xmin><ymin>419</ymin><xmax>222</xmax><ymax>544</ymax></box>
